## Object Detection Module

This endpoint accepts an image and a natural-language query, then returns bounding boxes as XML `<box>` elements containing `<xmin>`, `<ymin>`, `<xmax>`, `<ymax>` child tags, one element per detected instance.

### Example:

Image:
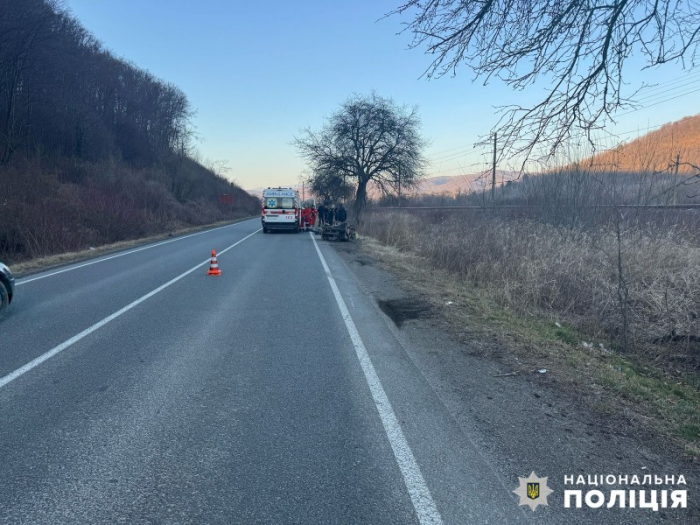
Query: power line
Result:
<box><xmin>635</xmin><ymin>72</ymin><xmax>700</xmax><ymax>97</ymax></box>
<box><xmin>426</xmin><ymin>146</ymin><xmax>473</xmax><ymax>163</ymax></box>
<box><xmin>613</xmin><ymin>123</ymin><xmax>664</xmax><ymax>137</ymax></box>
<box><xmin>426</xmin><ymin>144</ymin><xmax>472</xmax><ymax>157</ymax></box>
<box><xmin>635</xmin><ymin>82</ymin><xmax>700</xmax><ymax>104</ymax></box>
<box><xmin>428</xmin><ymin>152</ymin><xmax>477</xmax><ymax>166</ymax></box>
<box><xmin>636</xmin><ymin>71</ymin><xmax>700</xmax><ymax>92</ymax></box>
<box><xmin>425</xmin><ymin>72</ymin><xmax>700</xmax><ymax>171</ymax></box>
<box><xmin>617</xmin><ymin>87</ymin><xmax>700</xmax><ymax>117</ymax></box>
<box><xmin>423</xmin><ymin>161</ymin><xmax>486</xmax><ymax>177</ymax></box>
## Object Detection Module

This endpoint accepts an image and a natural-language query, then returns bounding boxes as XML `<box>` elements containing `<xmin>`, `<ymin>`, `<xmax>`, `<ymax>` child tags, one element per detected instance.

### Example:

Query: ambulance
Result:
<box><xmin>261</xmin><ymin>187</ymin><xmax>301</xmax><ymax>233</ymax></box>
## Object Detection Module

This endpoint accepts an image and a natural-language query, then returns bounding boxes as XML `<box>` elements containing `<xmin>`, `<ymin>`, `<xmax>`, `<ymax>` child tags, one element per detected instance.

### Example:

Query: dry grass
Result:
<box><xmin>9</xmin><ymin>217</ymin><xmax>253</xmax><ymax>276</ymax></box>
<box><xmin>363</xmin><ymin>210</ymin><xmax>700</xmax><ymax>346</ymax></box>
<box><xmin>0</xmin><ymin>158</ymin><xmax>260</xmax><ymax>264</ymax></box>
<box><xmin>356</xmin><ymin>235</ymin><xmax>700</xmax><ymax>457</ymax></box>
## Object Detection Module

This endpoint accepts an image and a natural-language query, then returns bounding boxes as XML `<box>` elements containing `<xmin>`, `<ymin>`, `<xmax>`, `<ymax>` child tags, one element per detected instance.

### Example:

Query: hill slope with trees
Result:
<box><xmin>590</xmin><ymin>114</ymin><xmax>700</xmax><ymax>173</ymax></box>
<box><xmin>0</xmin><ymin>0</ymin><xmax>258</xmax><ymax>263</ymax></box>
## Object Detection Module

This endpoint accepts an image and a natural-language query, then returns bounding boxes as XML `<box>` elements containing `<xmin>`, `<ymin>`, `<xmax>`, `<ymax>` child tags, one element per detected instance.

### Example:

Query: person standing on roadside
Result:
<box><xmin>337</xmin><ymin>204</ymin><xmax>347</xmax><ymax>223</ymax></box>
<box><xmin>318</xmin><ymin>202</ymin><xmax>326</xmax><ymax>226</ymax></box>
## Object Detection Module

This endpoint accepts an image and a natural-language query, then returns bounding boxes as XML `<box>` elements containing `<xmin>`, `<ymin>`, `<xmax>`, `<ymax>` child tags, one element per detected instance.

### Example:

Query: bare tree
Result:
<box><xmin>295</xmin><ymin>93</ymin><xmax>426</xmax><ymax>221</ymax></box>
<box><xmin>0</xmin><ymin>0</ymin><xmax>60</xmax><ymax>163</ymax></box>
<box><xmin>390</xmin><ymin>0</ymin><xmax>700</xmax><ymax>163</ymax></box>
<box><xmin>305</xmin><ymin>168</ymin><xmax>355</xmax><ymax>203</ymax></box>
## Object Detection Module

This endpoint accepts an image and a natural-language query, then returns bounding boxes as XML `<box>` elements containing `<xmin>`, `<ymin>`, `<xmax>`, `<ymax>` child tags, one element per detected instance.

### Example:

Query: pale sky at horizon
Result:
<box><xmin>65</xmin><ymin>0</ymin><xmax>699</xmax><ymax>190</ymax></box>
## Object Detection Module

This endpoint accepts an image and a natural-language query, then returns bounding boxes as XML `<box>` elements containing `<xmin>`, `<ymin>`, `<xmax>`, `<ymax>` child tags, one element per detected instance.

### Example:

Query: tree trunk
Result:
<box><xmin>353</xmin><ymin>177</ymin><xmax>368</xmax><ymax>225</ymax></box>
<box><xmin>1</xmin><ymin>70</ymin><xmax>18</xmax><ymax>164</ymax></box>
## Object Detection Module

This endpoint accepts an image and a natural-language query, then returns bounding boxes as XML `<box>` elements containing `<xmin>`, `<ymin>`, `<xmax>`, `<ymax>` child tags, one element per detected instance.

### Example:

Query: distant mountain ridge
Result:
<box><xmin>409</xmin><ymin>171</ymin><xmax>517</xmax><ymax>195</ymax></box>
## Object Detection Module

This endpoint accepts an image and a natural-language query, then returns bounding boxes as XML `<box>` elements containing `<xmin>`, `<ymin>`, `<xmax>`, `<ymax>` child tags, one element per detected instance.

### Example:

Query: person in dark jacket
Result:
<box><xmin>336</xmin><ymin>204</ymin><xmax>347</xmax><ymax>223</ymax></box>
<box><xmin>326</xmin><ymin>205</ymin><xmax>335</xmax><ymax>225</ymax></box>
<box><xmin>317</xmin><ymin>203</ymin><xmax>326</xmax><ymax>226</ymax></box>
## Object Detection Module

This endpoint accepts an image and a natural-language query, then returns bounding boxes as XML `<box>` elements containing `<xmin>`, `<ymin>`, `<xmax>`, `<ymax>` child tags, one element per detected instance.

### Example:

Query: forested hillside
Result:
<box><xmin>0</xmin><ymin>0</ymin><xmax>258</xmax><ymax>263</ymax></box>
<box><xmin>591</xmin><ymin>114</ymin><xmax>700</xmax><ymax>173</ymax></box>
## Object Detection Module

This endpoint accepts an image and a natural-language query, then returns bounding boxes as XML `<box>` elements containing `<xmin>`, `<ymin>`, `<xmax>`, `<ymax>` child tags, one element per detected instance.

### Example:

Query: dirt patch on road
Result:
<box><xmin>377</xmin><ymin>298</ymin><xmax>433</xmax><ymax>328</ymax></box>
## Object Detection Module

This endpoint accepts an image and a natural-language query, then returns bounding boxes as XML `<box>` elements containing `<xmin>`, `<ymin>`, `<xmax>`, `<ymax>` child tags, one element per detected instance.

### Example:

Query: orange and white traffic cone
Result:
<box><xmin>207</xmin><ymin>249</ymin><xmax>221</xmax><ymax>276</ymax></box>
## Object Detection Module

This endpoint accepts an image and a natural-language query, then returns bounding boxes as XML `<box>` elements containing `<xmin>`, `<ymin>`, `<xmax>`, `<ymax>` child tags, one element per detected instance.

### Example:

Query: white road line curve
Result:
<box><xmin>16</xmin><ymin>218</ymin><xmax>257</xmax><ymax>286</ymax></box>
<box><xmin>0</xmin><ymin>229</ymin><xmax>260</xmax><ymax>390</ymax></box>
<box><xmin>310</xmin><ymin>233</ymin><xmax>444</xmax><ymax>525</ymax></box>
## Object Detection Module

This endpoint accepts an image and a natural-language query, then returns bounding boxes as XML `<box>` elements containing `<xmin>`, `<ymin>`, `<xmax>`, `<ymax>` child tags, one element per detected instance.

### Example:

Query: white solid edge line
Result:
<box><xmin>310</xmin><ymin>233</ymin><xmax>444</xmax><ymax>525</ymax></box>
<box><xmin>0</xmin><ymin>229</ymin><xmax>261</xmax><ymax>390</ymax></box>
<box><xmin>16</xmin><ymin>218</ymin><xmax>257</xmax><ymax>286</ymax></box>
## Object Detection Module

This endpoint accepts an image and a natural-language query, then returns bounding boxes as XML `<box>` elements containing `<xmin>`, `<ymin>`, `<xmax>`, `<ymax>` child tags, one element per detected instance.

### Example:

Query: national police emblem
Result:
<box><xmin>513</xmin><ymin>472</ymin><xmax>553</xmax><ymax>511</ymax></box>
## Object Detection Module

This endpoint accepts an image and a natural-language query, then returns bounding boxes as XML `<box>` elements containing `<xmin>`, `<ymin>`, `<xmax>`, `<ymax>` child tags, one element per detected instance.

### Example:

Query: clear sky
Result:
<box><xmin>65</xmin><ymin>0</ymin><xmax>699</xmax><ymax>189</ymax></box>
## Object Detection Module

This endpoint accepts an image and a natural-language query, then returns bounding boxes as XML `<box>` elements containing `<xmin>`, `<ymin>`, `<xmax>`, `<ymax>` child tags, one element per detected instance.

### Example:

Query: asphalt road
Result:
<box><xmin>0</xmin><ymin>219</ymin><xmax>688</xmax><ymax>524</ymax></box>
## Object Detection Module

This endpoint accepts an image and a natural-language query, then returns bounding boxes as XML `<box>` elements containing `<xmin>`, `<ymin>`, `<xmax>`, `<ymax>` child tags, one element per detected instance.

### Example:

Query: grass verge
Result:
<box><xmin>9</xmin><ymin>216</ymin><xmax>255</xmax><ymax>277</ymax></box>
<box><xmin>357</xmin><ymin>236</ymin><xmax>700</xmax><ymax>459</ymax></box>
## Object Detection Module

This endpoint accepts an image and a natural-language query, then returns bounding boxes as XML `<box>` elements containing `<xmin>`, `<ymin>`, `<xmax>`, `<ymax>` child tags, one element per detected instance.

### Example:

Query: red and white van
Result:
<box><xmin>261</xmin><ymin>188</ymin><xmax>301</xmax><ymax>233</ymax></box>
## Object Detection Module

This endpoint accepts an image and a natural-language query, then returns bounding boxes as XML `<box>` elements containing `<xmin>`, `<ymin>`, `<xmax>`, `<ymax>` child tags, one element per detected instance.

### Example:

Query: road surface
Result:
<box><xmin>0</xmin><ymin>219</ymin><xmax>689</xmax><ymax>524</ymax></box>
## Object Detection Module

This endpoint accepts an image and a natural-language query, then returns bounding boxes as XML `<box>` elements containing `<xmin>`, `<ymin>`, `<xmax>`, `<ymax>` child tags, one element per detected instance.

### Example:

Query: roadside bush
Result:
<box><xmin>363</xmin><ymin>209</ymin><xmax>700</xmax><ymax>347</ymax></box>
<box><xmin>0</xmin><ymin>157</ymin><xmax>258</xmax><ymax>263</ymax></box>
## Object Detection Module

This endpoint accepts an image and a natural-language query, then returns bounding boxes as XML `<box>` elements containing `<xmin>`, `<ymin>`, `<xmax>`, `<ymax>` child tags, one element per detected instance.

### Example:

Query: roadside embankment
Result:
<box><xmin>9</xmin><ymin>216</ymin><xmax>255</xmax><ymax>277</ymax></box>
<box><xmin>359</xmin><ymin>209</ymin><xmax>700</xmax><ymax>459</ymax></box>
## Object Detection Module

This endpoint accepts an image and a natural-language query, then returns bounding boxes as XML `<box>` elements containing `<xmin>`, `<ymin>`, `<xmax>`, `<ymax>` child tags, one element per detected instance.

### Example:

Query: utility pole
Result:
<box><xmin>673</xmin><ymin>152</ymin><xmax>680</xmax><ymax>205</ymax></box>
<box><xmin>398</xmin><ymin>165</ymin><xmax>401</xmax><ymax>207</ymax></box>
<box><xmin>491</xmin><ymin>132</ymin><xmax>497</xmax><ymax>202</ymax></box>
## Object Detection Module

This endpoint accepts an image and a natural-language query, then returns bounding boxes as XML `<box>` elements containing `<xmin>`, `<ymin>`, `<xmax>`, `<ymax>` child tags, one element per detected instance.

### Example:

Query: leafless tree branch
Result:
<box><xmin>389</xmin><ymin>0</ymin><xmax>700</xmax><ymax>164</ymax></box>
